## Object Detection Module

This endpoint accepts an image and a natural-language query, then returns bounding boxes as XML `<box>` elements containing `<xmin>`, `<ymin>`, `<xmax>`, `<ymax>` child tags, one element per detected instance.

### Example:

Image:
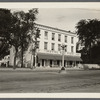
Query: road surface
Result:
<box><xmin>0</xmin><ymin>68</ymin><xmax>100</xmax><ymax>92</ymax></box>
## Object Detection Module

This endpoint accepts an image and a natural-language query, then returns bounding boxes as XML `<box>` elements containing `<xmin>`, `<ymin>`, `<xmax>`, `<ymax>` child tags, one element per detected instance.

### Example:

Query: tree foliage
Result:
<box><xmin>0</xmin><ymin>9</ymin><xmax>14</xmax><ymax>59</ymax></box>
<box><xmin>0</xmin><ymin>8</ymin><xmax>40</xmax><ymax>69</ymax></box>
<box><xmin>76</xmin><ymin>19</ymin><xmax>100</xmax><ymax>50</ymax></box>
<box><xmin>11</xmin><ymin>9</ymin><xmax>39</xmax><ymax>68</ymax></box>
<box><xmin>76</xmin><ymin>19</ymin><xmax>100</xmax><ymax>63</ymax></box>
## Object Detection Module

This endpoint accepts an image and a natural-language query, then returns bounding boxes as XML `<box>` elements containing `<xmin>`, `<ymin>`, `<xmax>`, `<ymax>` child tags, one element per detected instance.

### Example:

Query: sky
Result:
<box><xmin>36</xmin><ymin>8</ymin><xmax>100</xmax><ymax>32</ymax></box>
<box><xmin>11</xmin><ymin>8</ymin><xmax>100</xmax><ymax>32</ymax></box>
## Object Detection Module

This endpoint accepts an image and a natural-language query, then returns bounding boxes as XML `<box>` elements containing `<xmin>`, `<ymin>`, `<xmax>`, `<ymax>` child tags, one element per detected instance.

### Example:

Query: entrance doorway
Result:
<box><xmin>42</xmin><ymin>59</ymin><xmax>44</xmax><ymax>66</ymax></box>
<box><xmin>69</xmin><ymin>61</ymin><xmax>73</xmax><ymax>67</ymax></box>
<box><xmin>57</xmin><ymin>60</ymin><xmax>59</xmax><ymax>66</ymax></box>
<box><xmin>50</xmin><ymin>60</ymin><xmax>52</xmax><ymax>67</ymax></box>
<box><xmin>64</xmin><ymin>61</ymin><xmax>66</xmax><ymax>67</ymax></box>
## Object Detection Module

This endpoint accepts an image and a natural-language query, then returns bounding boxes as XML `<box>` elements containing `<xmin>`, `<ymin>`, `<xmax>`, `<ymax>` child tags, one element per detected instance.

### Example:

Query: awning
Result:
<box><xmin>65</xmin><ymin>56</ymin><xmax>82</xmax><ymax>61</ymax></box>
<box><xmin>37</xmin><ymin>53</ymin><xmax>82</xmax><ymax>62</ymax></box>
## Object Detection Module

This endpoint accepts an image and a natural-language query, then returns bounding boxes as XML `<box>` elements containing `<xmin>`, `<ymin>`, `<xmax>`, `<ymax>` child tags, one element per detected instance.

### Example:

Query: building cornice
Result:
<box><xmin>35</xmin><ymin>23</ymin><xmax>76</xmax><ymax>36</ymax></box>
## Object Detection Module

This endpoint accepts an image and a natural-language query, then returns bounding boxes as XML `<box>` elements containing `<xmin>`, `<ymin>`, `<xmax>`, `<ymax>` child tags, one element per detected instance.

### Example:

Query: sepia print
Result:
<box><xmin>0</xmin><ymin>3</ymin><xmax>100</xmax><ymax>98</ymax></box>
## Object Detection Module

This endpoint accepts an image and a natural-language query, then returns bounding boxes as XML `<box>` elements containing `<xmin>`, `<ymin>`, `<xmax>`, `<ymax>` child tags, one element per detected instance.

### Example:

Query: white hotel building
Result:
<box><xmin>9</xmin><ymin>23</ymin><xmax>82</xmax><ymax>68</ymax></box>
<box><xmin>32</xmin><ymin>24</ymin><xmax>82</xmax><ymax>67</ymax></box>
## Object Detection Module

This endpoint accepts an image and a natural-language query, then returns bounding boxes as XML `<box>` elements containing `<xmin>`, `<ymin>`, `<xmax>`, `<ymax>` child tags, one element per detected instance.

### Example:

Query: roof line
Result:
<box><xmin>35</xmin><ymin>23</ymin><xmax>75</xmax><ymax>34</ymax></box>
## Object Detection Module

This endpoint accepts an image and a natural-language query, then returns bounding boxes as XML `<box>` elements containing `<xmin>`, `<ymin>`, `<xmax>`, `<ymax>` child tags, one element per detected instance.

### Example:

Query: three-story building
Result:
<box><xmin>9</xmin><ymin>23</ymin><xmax>82</xmax><ymax>68</ymax></box>
<box><xmin>34</xmin><ymin>24</ymin><xmax>82</xmax><ymax>67</ymax></box>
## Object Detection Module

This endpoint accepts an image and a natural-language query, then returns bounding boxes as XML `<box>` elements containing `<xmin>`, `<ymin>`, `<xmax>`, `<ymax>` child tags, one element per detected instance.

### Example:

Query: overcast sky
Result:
<box><xmin>36</xmin><ymin>8</ymin><xmax>100</xmax><ymax>32</ymax></box>
<box><xmin>11</xmin><ymin>8</ymin><xmax>100</xmax><ymax>32</ymax></box>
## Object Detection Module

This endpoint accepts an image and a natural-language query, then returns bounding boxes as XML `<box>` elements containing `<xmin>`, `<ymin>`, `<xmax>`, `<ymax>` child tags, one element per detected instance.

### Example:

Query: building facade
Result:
<box><xmin>30</xmin><ymin>24</ymin><xmax>82</xmax><ymax>67</ymax></box>
<box><xmin>9</xmin><ymin>24</ymin><xmax>82</xmax><ymax>68</ymax></box>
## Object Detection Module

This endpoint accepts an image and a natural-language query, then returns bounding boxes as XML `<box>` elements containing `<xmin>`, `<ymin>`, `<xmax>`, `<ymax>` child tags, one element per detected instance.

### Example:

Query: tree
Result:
<box><xmin>0</xmin><ymin>40</ymin><xmax>9</xmax><ymax>59</ymax></box>
<box><xmin>11</xmin><ymin>8</ymin><xmax>39</xmax><ymax>69</ymax></box>
<box><xmin>76</xmin><ymin>19</ymin><xmax>100</xmax><ymax>63</ymax></box>
<box><xmin>0</xmin><ymin>9</ymin><xmax>14</xmax><ymax>59</ymax></box>
<box><xmin>0</xmin><ymin>8</ymin><xmax>40</xmax><ymax>69</ymax></box>
<box><xmin>30</xmin><ymin>27</ymin><xmax>40</xmax><ymax>69</ymax></box>
<box><xmin>13</xmin><ymin>11</ymin><xmax>31</xmax><ymax>68</ymax></box>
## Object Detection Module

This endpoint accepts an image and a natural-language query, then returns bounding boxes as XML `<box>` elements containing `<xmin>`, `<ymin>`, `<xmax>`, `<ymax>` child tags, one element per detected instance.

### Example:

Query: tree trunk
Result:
<box><xmin>89</xmin><ymin>44</ymin><xmax>92</xmax><ymax>64</ymax></box>
<box><xmin>13</xmin><ymin>50</ymin><xmax>17</xmax><ymax>69</ymax></box>
<box><xmin>21</xmin><ymin>44</ymin><xmax>24</xmax><ymax>68</ymax></box>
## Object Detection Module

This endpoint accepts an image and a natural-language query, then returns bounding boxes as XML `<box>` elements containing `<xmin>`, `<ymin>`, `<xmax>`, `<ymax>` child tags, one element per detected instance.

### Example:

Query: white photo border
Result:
<box><xmin>0</xmin><ymin>2</ymin><xmax>100</xmax><ymax>98</ymax></box>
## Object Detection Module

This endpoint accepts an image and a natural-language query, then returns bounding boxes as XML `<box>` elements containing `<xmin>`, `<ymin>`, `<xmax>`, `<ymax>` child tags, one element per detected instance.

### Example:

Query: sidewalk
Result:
<box><xmin>0</xmin><ymin>66</ymin><xmax>84</xmax><ymax>72</ymax></box>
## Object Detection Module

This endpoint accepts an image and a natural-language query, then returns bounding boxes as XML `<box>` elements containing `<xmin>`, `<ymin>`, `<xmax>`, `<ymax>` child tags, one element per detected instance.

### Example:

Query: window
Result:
<box><xmin>52</xmin><ymin>33</ymin><xmax>55</xmax><ymax>40</ymax></box>
<box><xmin>58</xmin><ymin>34</ymin><xmax>61</xmax><ymax>41</ymax></box>
<box><xmin>71</xmin><ymin>37</ymin><xmax>74</xmax><ymax>44</ymax></box>
<box><xmin>51</xmin><ymin>43</ymin><xmax>55</xmax><ymax>51</ymax></box>
<box><xmin>44</xmin><ymin>42</ymin><xmax>48</xmax><ymax>50</ymax></box>
<box><xmin>65</xmin><ymin>45</ymin><xmax>67</xmax><ymax>52</ymax></box>
<box><xmin>65</xmin><ymin>36</ymin><xmax>67</xmax><ymax>43</ymax></box>
<box><xmin>44</xmin><ymin>31</ymin><xmax>48</xmax><ymax>39</ymax></box>
<box><xmin>58</xmin><ymin>44</ymin><xmax>61</xmax><ymax>51</ymax></box>
<box><xmin>71</xmin><ymin>46</ymin><xmax>74</xmax><ymax>52</ymax></box>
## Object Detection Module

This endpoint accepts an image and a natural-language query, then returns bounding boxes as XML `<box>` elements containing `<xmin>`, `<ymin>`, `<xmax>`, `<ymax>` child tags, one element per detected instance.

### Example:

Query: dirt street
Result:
<box><xmin>0</xmin><ymin>68</ymin><xmax>100</xmax><ymax>92</ymax></box>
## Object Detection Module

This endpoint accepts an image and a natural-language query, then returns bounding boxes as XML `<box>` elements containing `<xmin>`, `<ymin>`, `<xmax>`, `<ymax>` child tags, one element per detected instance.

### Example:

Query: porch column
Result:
<box><xmin>65</xmin><ymin>61</ymin><xmax>67</xmax><ymax>67</ymax></box>
<box><xmin>72</xmin><ymin>61</ymin><xmax>75</xmax><ymax>67</ymax></box>
<box><xmin>40</xmin><ymin>60</ymin><xmax>42</xmax><ymax>67</ymax></box>
<box><xmin>75</xmin><ymin>61</ymin><xmax>76</xmax><ymax>67</ymax></box>
<box><xmin>52</xmin><ymin>61</ymin><xmax>54</xmax><ymax>67</ymax></box>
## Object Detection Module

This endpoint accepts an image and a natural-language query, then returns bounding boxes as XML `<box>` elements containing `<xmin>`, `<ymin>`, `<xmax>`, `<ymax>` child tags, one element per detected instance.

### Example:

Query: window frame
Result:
<box><xmin>65</xmin><ymin>35</ymin><xmax>67</xmax><ymax>43</ymax></box>
<box><xmin>51</xmin><ymin>43</ymin><xmax>55</xmax><ymax>51</ymax></box>
<box><xmin>65</xmin><ymin>45</ymin><xmax>67</xmax><ymax>52</ymax></box>
<box><xmin>58</xmin><ymin>34</ymin><xmax>61</xmax><ymax>41</ymax></box>
<box><xmin>71</xmin><ymin>37</ymin><xmax>74</xmax><ymax>44</ymax></box>
<box><xmin>44</xmin><ymin>42</ymin><xmax>48</xmax><ymax>50</ymax></box>
<box><xmin>44</xmin><ymin>31</ymin><xmax>48</xmax><ymax>39</ymax></box>
<box><xmin>52</xmin><ymin>33</ymin><xmax>55</xmax><ymax>40</ymax></box>
<box><xmin>71</xmin><ymin>46</ymin><xmax>74</xmax><ymax>52</ymax></box>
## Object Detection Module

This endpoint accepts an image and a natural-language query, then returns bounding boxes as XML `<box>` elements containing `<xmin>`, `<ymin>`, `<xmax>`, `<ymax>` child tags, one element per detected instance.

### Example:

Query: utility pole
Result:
<box><xmin>61</xmin><ymin>44</ymin><xmax>66</xmax><ymax>71</ymax></box>
<box><xmin>62</xmin><ymin>46</ymin><xmax>65</xmax><ymax>69</ymax></box>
